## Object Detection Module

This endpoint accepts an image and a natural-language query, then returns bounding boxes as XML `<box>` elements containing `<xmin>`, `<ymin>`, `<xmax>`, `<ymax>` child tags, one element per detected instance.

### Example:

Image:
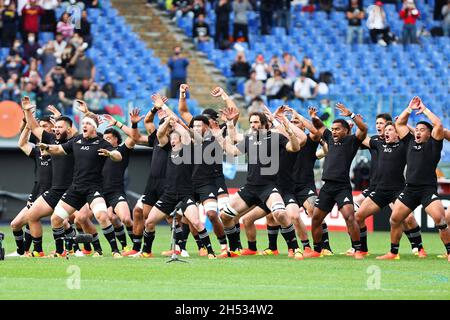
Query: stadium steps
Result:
<box><xmin>110</xmin><ymin>0</ymin><xmax>226</xmax><ymax>107</ymax></box>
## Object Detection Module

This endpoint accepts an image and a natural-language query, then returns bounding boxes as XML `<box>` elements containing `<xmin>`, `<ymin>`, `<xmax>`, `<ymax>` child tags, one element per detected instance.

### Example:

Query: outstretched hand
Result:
<box><xmin>335</xmin><ymin>103</ymin><xmax>352</xmax><ymax>117</ymax></box>
<box><xmin>151</xmin><ymin>94</ymin><xmax>167</xmax><ymax>109</ymax></box>
<box><xmin>220</xmin><ymin>107</ymin><xmax>239</xmax><ymax>122</ymax></box>
<box><xmin>308</xmin><ymin>106</ymin><xmax>318</xmax><ymax>118</ymax></box>
<box><xmin>98</xmin><ymin>148</ymin><xmax>111</xmax><ymax>157</ymax></box>
<box><xmin>47</xmin><ymin>105</ymin><xmax>61</xmax><ymax>118</ymax></box>
<box><xmin>130</xmin><ymin>108</ymin><xmax>145</xmax><ymax>124</ymax></box>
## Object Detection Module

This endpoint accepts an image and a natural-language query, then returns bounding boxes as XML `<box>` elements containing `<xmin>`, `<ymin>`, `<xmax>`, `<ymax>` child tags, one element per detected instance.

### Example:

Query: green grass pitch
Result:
<box><xmin>0</xmin><ymin>226</ymin><xmax>449</xmax><ymax>300</ymax></box>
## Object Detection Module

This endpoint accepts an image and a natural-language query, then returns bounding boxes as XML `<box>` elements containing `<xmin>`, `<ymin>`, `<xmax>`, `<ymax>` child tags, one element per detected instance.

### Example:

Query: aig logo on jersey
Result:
<box><xmin>80</xmin><ymin>146</ymin><xmax>90</xmax><ymax>151</ymax></box>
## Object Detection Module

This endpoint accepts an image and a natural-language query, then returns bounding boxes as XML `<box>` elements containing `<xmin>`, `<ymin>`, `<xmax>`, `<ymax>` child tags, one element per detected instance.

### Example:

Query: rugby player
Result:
<box><xmin>377</xmin><ymin>97</ymin><xmax>450</xmax><ymax>262</ymax></box>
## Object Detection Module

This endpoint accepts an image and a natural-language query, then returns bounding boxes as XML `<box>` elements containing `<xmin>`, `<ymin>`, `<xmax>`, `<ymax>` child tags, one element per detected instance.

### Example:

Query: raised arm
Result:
<box><xmin>211</xmin><ymin>128</ymin><xmax>241</xmax><ymax>157</ymax></box>
<box><xmin>416</xmin><ymin>98</ymin><xmax>444</xmax><ymax>140</ymax></box>
<box><xmin>178</xmin><ymin>84</ymin><xmax>193</xmax><ymax>124</ymax></box>
<box><xmin>309</xmin><ymin>106</ymin><xmax>327</xmax><ymax>136</ymax></box>
<box><xmin>220</xmin><ymin>106</ymin><xmax>243</xmax><ymax>144</ymax></box>
<box><xmin>18</xmin><ymin>126</ymin><xmax>33</xmax><ymax>156</ymax></box>
<box><xmin>21</xmin><ymin>96</ymin><xmax>44</xmax><ymax>141</ymax></box>
<box><xmin>336</xmin><ymin>103</ymin><xmax>368</xmax><ymax>141</ymax></box>
<box><xmin>291</xmin><ymin>106</ymin><xmax>321</xmax><ymax>141</ymax></box>
<box><xmin>395</xmin><ymin>96</ymin><xmax>420</xmax><ymax>139</ymax></box>
<box><xmin>157</xmin><ymin>115</ymin><xmax>174</xmax><ymax>147</ymax></box>
<box><xmin>279</xmin><ymin>116</ymin><xmax>301</xmax><ymax>153</ymax></box>
<box><xmin>211</xmin><ymin>87</ymin><xmax>240</xmax><ymax>124</ymax></box>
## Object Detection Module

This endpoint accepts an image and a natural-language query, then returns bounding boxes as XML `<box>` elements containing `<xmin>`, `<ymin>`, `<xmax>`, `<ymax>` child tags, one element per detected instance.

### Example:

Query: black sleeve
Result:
<box><xmin>148</xmin><ymin>131</ymin><xmax>157</xmax><ymax>146</ymax></box>
<box><xmin>351</xmin><ymin>134</ymin><xmax>363</xmax><ymax>151</ymax></box>
<box><xmin>100</xmin><ymin>139</ymin><xmax>114</xmax><ymax>151</ymax></box>
<box><xmin>29</xmin><ymin>132</ymin><xmax>39</xmax><ymax>144</ymax></box>
<box><xmin>28</xmin><ymin>147</ymin><xmax>38</xmax><ymax>160</ymax></box>
<box><xmin>278</xmin><ymin>133</ymin><xmax>289</xmax><ymax>149</ymax></box>
<box><xmin>41</xmin><ymin>130</ymin><xmax>55</xmax><ymax>144</ymax></box>
<box><xmin>236</xmin><ymin>135</ymin><xmax>248</xmax><ymax>154</ymax></box>
<box><xmin>119</xmin><ymin>144</ymin><xmax>132</xmax><ymax>156</ymax></box>
<box><xmin>368</xmin><ymin>136</ymin><xmax>375</xmax><ymax>150</ymax></box>
<box><xmin>61</xmin><ymin>138</ymin><xmax>74</xmax><ymax>154</ymax></box>
<box><xmin>401</xmin><ymin>132</ymin><xmax>413</xmax><ymax>144</ymax></box>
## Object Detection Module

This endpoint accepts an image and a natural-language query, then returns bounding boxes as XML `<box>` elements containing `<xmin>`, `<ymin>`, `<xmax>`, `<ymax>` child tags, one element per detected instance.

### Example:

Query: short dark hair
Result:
<box><xmin>376</xmin><ymin>113</ymin><xmax>392</xmax><ymax>122</ymax></box>
<box><xmin>192</xmin><ymin>115</ymin><xmax>210</xmax><ymax>126</ymax></box>
<box><xmin>55</xmin><ymin>116</ymin><xmax>73</xmax><ymax>128</ymax></box>
<box><xmin>416</xmin><ymin>121</ymin><xmax>433</xmax><ymax>132</ymax></box>
<box><xmin>202</xmin><ymin>108</ymin><xmax>219</xmax><ymax>120</ymax></box>
<box><xmin>249</xmin><ymin>112</ymin><xmax>269</xmax><ymax>129</ymax></box>
<box><xmin>39</xmin><ymin>116</ymin><xmax>53</xmax><ymax>124</ymax></box>
<box><xmin>104</xmin><ymin>128</ymin><xmax>122</xmax><ymax>145</ymax></box>
<box><xmin>333</xmin><ymin>119</ymin><xmax>351</xmax><ymax>133</ymax></box>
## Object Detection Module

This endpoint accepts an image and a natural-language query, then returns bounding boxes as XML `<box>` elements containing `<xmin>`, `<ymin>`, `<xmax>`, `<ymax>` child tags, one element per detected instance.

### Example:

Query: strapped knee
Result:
<box><xmin>54</xmin><ymin>205</ymin><xmax>70</xmax><ymax>220</ymax></box>
<box><xmin>222</xmin><ymin>203</ymin><xmax>238</xmax><ymax>217</ymax></box>
<box><xmin>271</xmin><ymin>202</ymin><xmax>286</xmax><ymax>214</ymax></box>
<box><xmin>92</xmin><ymin>203</ymin><xmax>108</xmax><ymax>218</ymax></box>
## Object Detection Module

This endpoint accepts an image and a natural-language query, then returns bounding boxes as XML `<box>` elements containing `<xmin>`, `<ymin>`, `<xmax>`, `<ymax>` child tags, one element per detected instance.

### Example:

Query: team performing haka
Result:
<box><xmin>6</xmin><ymin>87</ymin><xmax>450</xmax><ymax>262</ymax></box>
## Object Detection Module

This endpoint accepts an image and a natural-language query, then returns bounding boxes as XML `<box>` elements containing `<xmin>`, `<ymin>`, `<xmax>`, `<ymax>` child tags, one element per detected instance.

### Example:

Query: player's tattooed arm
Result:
<box><xmin>395</xmin><ymin>96</ymin><xmax>419</xmax><ymax>139</ymax></box>
<box><xmin>38</xmin><ymin>143</ymin><xmax>66</xmax><ymax>156</ymax></box>
<box><xmin>178</xmin><ymin>84</ymin><xmax>193</xmax><ymax>124</ymax></box>
<box><xmin>157</xmin><ymin>115</ymin><xmax>174</xmax><ymax>147</ymax></box>
<box><xmin>316</xmin><ymin>139</ymin><xmax>329</xmax><ymax>159</ymax></box>
<box><xmin>211</xmin><ymin>86</ymin><xmax>240</xmax><ymax>124</ymax></box>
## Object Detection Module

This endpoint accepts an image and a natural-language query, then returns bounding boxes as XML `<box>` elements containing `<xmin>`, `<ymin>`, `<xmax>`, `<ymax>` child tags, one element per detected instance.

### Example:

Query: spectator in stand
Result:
<box><xmin>75</xmin><ymin>10</ymin><xmax>92</xmax><ymax>46</ymax></box>
<box><xmin>21</xmin><ymin>81</ymin><xmax>37</xmax><ymax>103</ymax></box>
<box><xmin>215</xmin><ymin>0</ymin><xmax>232</xmax><ymax>49</ymax></box>
<box><xmin>232</xmin><ymin>0</ymin><xmax>252</xmax><ymax>44</ymax></box>
<box><xmin>301</xmin><ymin>56</ymin><xmax>316</xmax><ymax>81</ymax></box>
<box><xmin>247</xmin><ymin>96</ymin><xmax>266</xmax><ymax>113</ymax></box>
<box><xmin>252</xmin><ymin>54</ymin><xmax>270</xmax><ymax>82</ymax></box>
<box><xmin>69</xmin><ymin>33</ymin><xmax>85</xmax><ymax>50</ymax></box>
<box><xmin>301</xmin><ymin>0</ymin><xmax>316</xmax><ymax>14</ymax></box>
<box><xmin>79</xmin><ymin>78</ymin><xmax>90</xmax><ymax>93</ymax></box>
<box><xmin>346</xmin><ymin>0</ymin><xmax>365</xmax><ymax>44</ymax></box>
<box><xmin>4</xmin><ymin>54</ymin><xmax>23</xmax><ymax>77</ymax></box>
<box><xmin>268</xmin><ymin>55</ymin><xmax>283</xmax><ymax>78</ymax></box>
<box><xmin>192</xmin><ymin>0</ymin><xmax>206</xmax><ymax>21</ymax></box>
<box><xmin>171</xmin><ymin>0</ymin><xmax>194</xmax><ymax>21</ymax></box>
<box><xmin>281</xmin><ymin>52</ymin><xmax>301</xmax><ymax>84</ymax></box>
<box><xmin>84</xmin><ymin>82</ymin><xmax>107</xmax><ymax>112</ymax></box>
<box><xmin>275</xmin><ymin>0</ymin><xmax>292</xmax><ymax>35</ymax></box>
<box><xmin>52</xmin><ymin>32</ymin><xmax>67</xmax><ymax>60</ymax></box>
<box><xmin>23</xmin><ymin>33</ymin><xmax>40</xmax><ymax>62</ymax></box>
<box><xmin>1</xmin><ymin>77</ymin><xmax>21</xmax><ymax>101</ymax></box>
<box><xmin>319</xmin><ymin>98</ymin><xmax>334</xmax><ymax>128</ymax></box>
<box><xmin>193</xmin><ymin>13</ymin><xmax>210</xmax><ymax>44</ymax></box>
<box><xmin>47</xmin><ymin>63</ymin><xmax>67</xmax><ymax>91</ymax></box>
<box><xmin>244</xmin><ymin>70</ymin><xmax>264</xmax><ymax>105</ymax></box>
<box><xmin>81</xmin><ymin>0</ymin><xmax>99</xmax><ymax>8</ymax></box>
<box><xmin>58</xmin><ymin>75</ymin><xmax>78</xmax><ymax>112</ymax></box>
<box><xmin>293</xmin><ymin>72</ymin><xmax>319</xmax><ymax>101</ymax></box>
<box><xmin>168</xmin><ymin>46</ymin><xmax>189</xmax><ymax>98</ymax></box>
<box><xmin>37</xmin><ymin>78</ymin><xmax>60</xmax><ymax>112</ymax></box>
<box><xmin>37</xmin><ymin>41</ymin><xmax>57</xmax><ymax>77</ymax></box>
<box><xmin>443</xmin><ymin>0</ymin><xmax>450</xmax><ymax>36</ymax></box>
<box><xmin>22</xmin><ymin>58</ymin><xmax>41</xmax><ymax>81</ymax></box>
<box><xmin>69</xmin><ymin>43</ymin><xmax>94</xmax><ymax>87</ymax></box>
<box><xmin>1</xmin><ymin>2</ymin><xmax>18</xmax><ymax>48</ymax></box>
<box><xmin>226</xmin><ymin>51</ymin><xmax>251</xmax><ymax>92</ymax></box>
<box><xmin>60</xmin><ymin>42</ymin><xmax>76</xmax><ymax>67</ymax></box>
<box><xmin>400</xmin><ymin>0</ymin><xmax>420</xmax><ymax>46</ymax></box>
<box><xmin>319</xmin><ymin>0</ymin><xmax>333</xmax><ymax>16</ymax></box>
<box><xmin>21</xmin><ymin>0</ymin><xmax>43</xmax><ymax>41</ymax></box>
<box><xmin>61</xmin><ymin>0</ymin><xmax>85</xmax><ymax>11</ymax></box>
<box><xmin>39</xmin><ymin>0</ymin><xmax>58</xmax><ymax>33</ymax></box>
<box><xmin>260</xmin><ymin>0</ymin><xmax>275</xmax><ymax>35</ymax></box>
<box><xmin>434</xmin><ymin>0</ymin><xmax>446</xmax><ymax>21</ymax></box>
<box><xmin>265</xmin><ymin>69</ymin><xmax>291</xmax><ymax>101</ymax></box>
<box><xmin>57</xmin><ymin>12</ymin><xmax>75</xmax><ymax>41</ymax></box>
<box><xmin>367</xmin><ymin>1</ymin><xmax>390</xmax><ymax>46</ymax></box>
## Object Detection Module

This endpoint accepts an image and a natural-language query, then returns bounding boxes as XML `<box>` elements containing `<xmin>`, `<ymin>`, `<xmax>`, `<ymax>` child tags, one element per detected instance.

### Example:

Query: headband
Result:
<box><xmin>82</xmin><ymin>117</ymin><xmax>98</xmax><ymax>129</ymax></box>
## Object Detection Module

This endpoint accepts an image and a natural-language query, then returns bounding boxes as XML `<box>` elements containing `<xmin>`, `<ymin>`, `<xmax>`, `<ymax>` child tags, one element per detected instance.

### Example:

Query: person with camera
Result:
<box><xmin>69</xmin><ymin>42</ymin><xmax>94</xmax><ymax>88</ymax></box>
<box><xmin>400</xmin><ymin>0</ymin><xmax>420</xmax><ymax>46</ymax></box>
<box><xmin>346</xmin><ymin>0</ymin><xmax>365</xmax><ymax>44</ymax></box>
<box><xmin>226</xmin><ymin>51</ymin><xmax>251</xmax><ymax>93</ymax></box>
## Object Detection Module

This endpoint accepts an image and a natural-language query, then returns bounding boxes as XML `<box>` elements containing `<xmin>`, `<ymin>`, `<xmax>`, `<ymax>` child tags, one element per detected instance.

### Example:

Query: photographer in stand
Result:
<box><xmin>400</xmin><ymin>0</ymin><xmax>420</xmax><ymax>47</ymax></box>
